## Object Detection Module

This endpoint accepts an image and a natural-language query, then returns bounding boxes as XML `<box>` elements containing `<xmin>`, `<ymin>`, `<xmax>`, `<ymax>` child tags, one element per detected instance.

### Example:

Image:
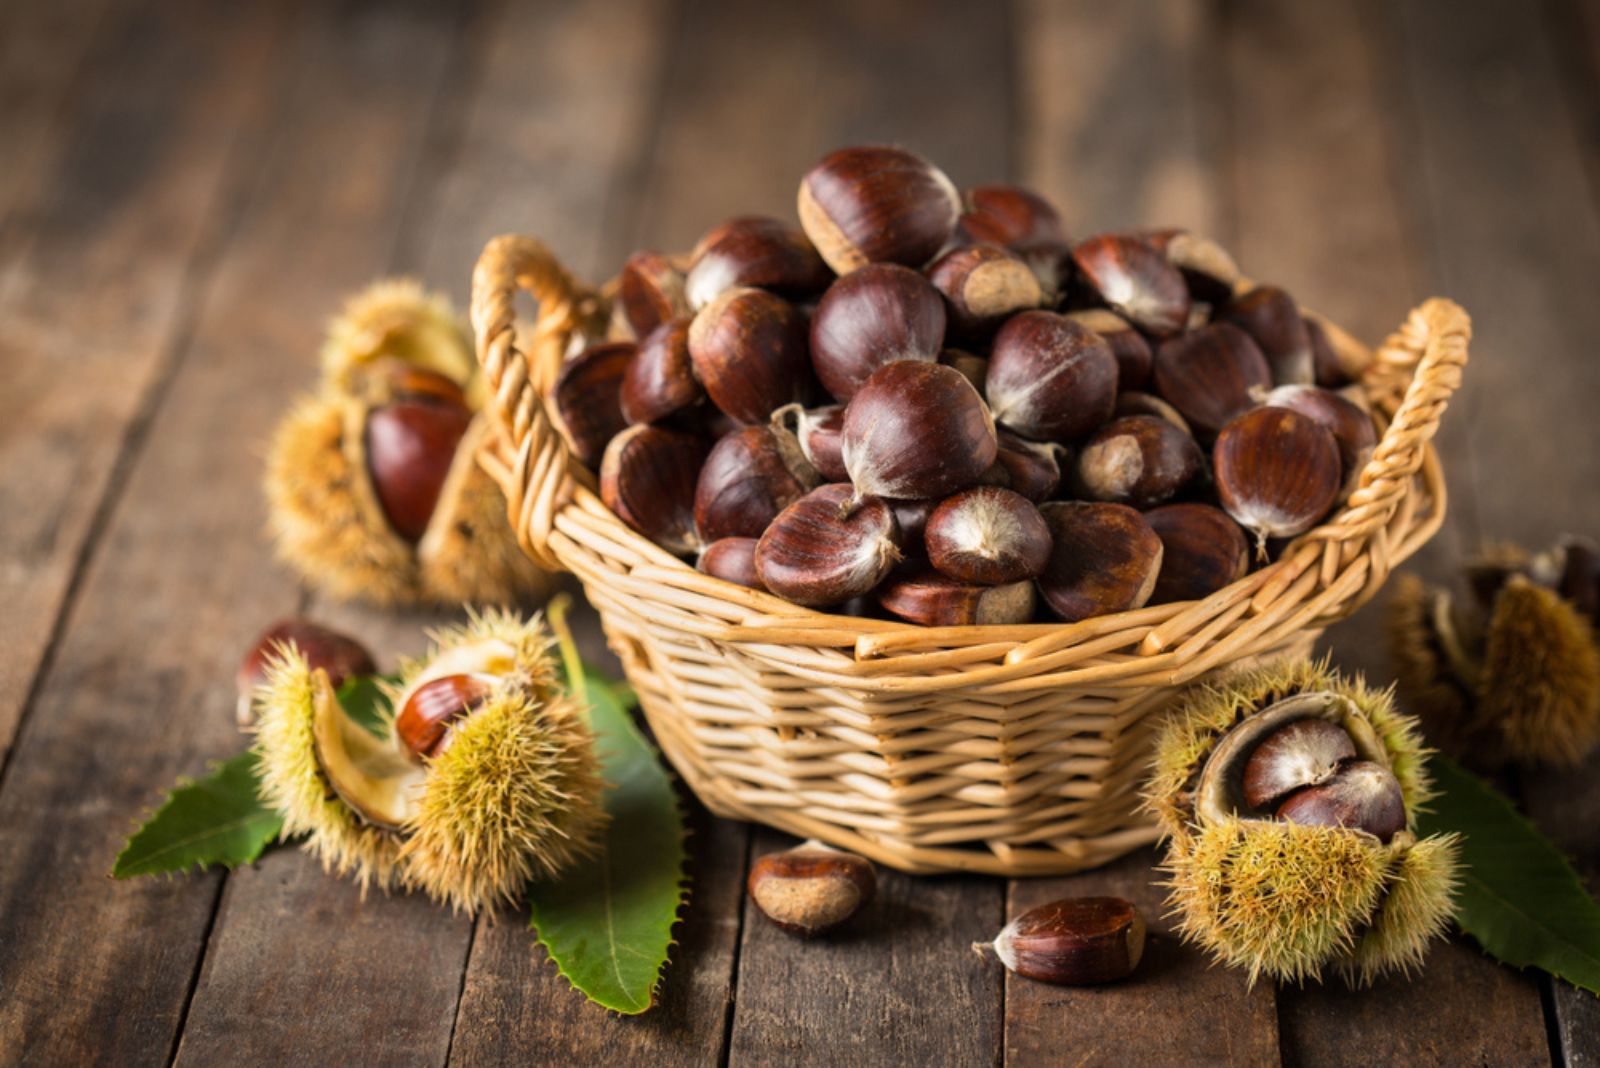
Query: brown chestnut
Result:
<box><xmin>1066</xmin><ymin>308</ymin><xmax>1153</xmax><ymax>391</ymax></box>
<box><xmin>1221</xmin><ymin>286</ymin><xmax>1314</xmax><ymax>386</ymax></box>
<box><xmin>958</xmin><ymin>183</ymin><xmax>1066</xmax><ymax>247</ymax></box>
<box><xmin>889</xmin><ymin>498</ymin><xmax>935</xmax><ymax>551</ymax></box>
<box><xmin>694</xmin><ymin>425</ymin><xmax>819</xmax><ymax>542</ymax></box>
<box><xmin>618</xmin><ymin>250</ymin><xmax>688</xmax><ymax>338</ymax></box>
<box><xmin>1071</xmin><ymin>234</ymin><xmax>1190</xmax><ymax>338</ymax></box>
<box><xmin>842</xmin><ymin>361</ymin><xmax>997</xmax><ymax>501</ymax></box>
<box><xmin>1276</xmin><ymin>760</ymin><xmax>1407</xmax><ymax>844</ymax></box>
<box><xmin>747</xmin><ymin>840</ymin><xmax>876</xmax><ymax>936</ymax></box>
<box><xmin>1256</xmin><ymin>384</ymin><xmax>1377</xmax><ymax>495</ymax></box>
<box><xmin>797</xmin><ymin>145</ymin><xmax>962</xmax><ymax>274</ymax></box>
<box><xmin>878</xmin><ymin>566</ymin><xmax>1036</xmax><ymax>626</ymax></box>
<box><xmin>939</xmin><ymin>348</ymin><xmax>989</xmax><ymax>393</ymax></box>
<box><xmin>975</xmin><ymin>896</ymin><xmax>1145</xmax><ymax>986</ymax></box>
<box><xmin>550</xmin><ymin>341</ymin><xmax>634</xmax><ymax>466</ymax></box>
<box><xmin>1036</xmin><ymin>502</ymin><xmax>1163</xmax><ymax>622</ymax></box>
<box><xmin>599</xmin><ymin>423</ymin><xmax>710</xmax><ymax>555</ymax></box>
<box><xmin>993</xmin><ymin>430</ymin><xmax>1069</xmax><ymax>503</ymax></box>
<box><xmin>236</xmin><ymin>619</ymin><xmax>376</xmax><ymax>729</ymax></box>
<box><xmin>685</xmin><ymin>215</ymin><xmax>832</xmax><ymax>309</ymax></box>
<box><xmin>925</xmin><ymin>244</ymin><xmax>1042</xmax><ymax>340</ymax></box>
<box><xmin>1012</xmin><ymin>239</ymin><xmax>1076</xmax><ymax>306</ymax></box>
<box><xmin>395</xmin><ymin>673</ymin><xmax>495</xmax><ymax>759</ymax></box>
<box><xmin>365</xmin><ymin>395</ymin><xmax>473</xmax><ymax>543</ymax></box>
<box><xmin>809</xmin><ymin>263</ymin><xmax>946</xmax><ymax>401</ymax></box>
<box><xmin>687</xmin><ymin>286</ymin><xmax>813</xmax><ymax>425</ymax></box>
<box><xmin>620</xmin><ymin>319</ymin><xmax>701</xmax><ymax>425</ymax></box>
<box><xmin>698</xmin><ymin>537</ymin><xmax>764</xmax><ymax>590</ymax></box>
<box><xmin>1143</xmin><ymin>228</ymin><xmax>1240</xmax><ymax>305</ymax></box>
<box><xmin>924</xmin><ymin>487</ymin><xmax>1052</xmax><ymax>585</ymax></box>
<box><xmin>1241</xmin><ymin>718</ymin><xmax>1358</xmax><ymax>810</ymax></box>
<box><xmin>1212</xmin><ymin>406</ymin><xmax>1342</xmax><ymax>550</ymax></box>
<box><xmin>1114</xmin><ymin>391</ymin><xmax>1194</xmax><ymax>436</ymax></box>
<box><xmin>1073</xmin><ymin>415</ymin><xmax>1202</xmax><ymax>509</ymax></box>
<box><xmin>985</xmin><ymin>311</ymin><xmax>1118</xmax><ymax>443</ymax></box>
<box><xmin>1144</xmin><ymin>503</ymin><xmax>1251</xmax><ymax>604</ymax></box>
<box><xmin>774</xmin><ymin>403</ymin><xmax>848</xmax><ymax>482</ymax></box>
<box><xmin>1151</xmin><ymin>322</ymin><xmax>1272</xmax><ymax>439</ymax></box>
<box><xmin>1306</xmin><ymin>316</ymin><xmax>1351</xmax><ymax>388</ymax></box>
<box><xmin>754</xmin><ymin>483</ymin><xmax>902</xmax><ymax>606</ymax></box>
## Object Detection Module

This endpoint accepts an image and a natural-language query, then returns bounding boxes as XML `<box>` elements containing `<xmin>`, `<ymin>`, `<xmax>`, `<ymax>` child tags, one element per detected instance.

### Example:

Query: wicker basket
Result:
<box><xmin>469</xmin><ymin>234</ymin><xmax>1469</xmax><ymax>876</ymax></box>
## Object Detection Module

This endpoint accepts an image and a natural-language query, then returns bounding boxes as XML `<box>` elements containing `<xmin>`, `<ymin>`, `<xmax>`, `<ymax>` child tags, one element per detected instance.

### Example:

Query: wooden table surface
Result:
<box><xmin>3</xmin><ymin>0</ymin><xmax>1599</xmax><ymax>1064</ymax></box>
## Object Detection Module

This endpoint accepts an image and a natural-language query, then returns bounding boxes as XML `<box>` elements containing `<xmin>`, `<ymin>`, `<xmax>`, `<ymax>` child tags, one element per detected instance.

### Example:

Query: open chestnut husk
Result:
<box><xmin>694</xmin><ymin>425</ymin><xmax>819</xmax><ymax>542</ymax></box>
<box><xmin>1073</xmin><ymin>415</ymin><xmax>1202</xmax><ymax>509</ymax></box>
<box><xmin>1222</xmin><ymin>285</ymin><xmax>1313</xmax><ymax>386</ymax></box>
<box><xmin>1035</xmin><ymin>502</ymin><xmax>1164</xmax><ymax>622</ymax></box>
<box><xmin>549</xmin><ymin>341</ymin><xmax>633</xmax><ymax>466</ymax></box>
<box><xmin>620</xmin><ymin>319</ymin><xmax>701</xmax><ymax>425</ymax></box>
<box><xmin>688</xmin><ymin>286</ymin><xmax>813</xmax><ymax>425</ymax></box>
<box><xmin>698</xmin><ymin>537</ymin><xmax>764</xmax><ymax>590</ymax></box>
<box><xmin>1151</xmin><ymin>322</ymin><xmax>1272</xmax><ymax>439</ymax></box>
<box><xmin>618</xmin><ymin>250</ymin><xmax>689</xmax><ymax>338</ymax></box>
<box><xmin>1066</xmin><ymin>308</ymin><xmax>1153</xmax><ymax>391</ymax></box>
<box><xmin>809</xmin><ymin>263</ymin><xmax>946</xmax><ymax>401</ymax></box>
<box><xmin>924</xmin><ymin>487</ymin><xmax>1052</xmax><ymax>585</ymax></box>
<box><xmin>797</xmin><ymin>145</ymin><xmax>962</xmax><ymax>274</ymax></box>
<box><xmin>1144</xmin><ymin>503</ymin><xmax>1251</xmax><ymax>604</ymax></box>
<box><xmin>879</xmin><ymin>566</ymin><xmax>1036</xmax><ymax>626</ymax></box>
<box><xmin>754</xmin><ymin>483</ymin><xmax>902</xmax><ymax>606</ymax></box>
<box><xmin>1213</xmin><ymin>406</ymin><xmax>1342</xmax><ymax>552</ymax></box>
<box><xmin>599</xmin><ymin>424</ymin><xmax>710</xmax><ymax>556</ymax></box>
<box><xmin>1071</xmin><ymin>233</ymin><xmax>1190</xmax><ymax>338</ymax></box>
<box><xmin>925</xmin><ymin>244</ymin><xmax>1042</xmax><ymax>341</ymax></box>
<box><xmin>842</xmin><ymin>361</ymin><xmax>997</xmax><ymax>501</ymax></box>
<box><xmin>985</xmin><ymin>311</ymin><xmax>1118</xmax><ymax>443</ymax></box>
<box><xmin>685</xmin><ymin>215</ymin><xmax>832</xmax><ymax>310</ymax></box>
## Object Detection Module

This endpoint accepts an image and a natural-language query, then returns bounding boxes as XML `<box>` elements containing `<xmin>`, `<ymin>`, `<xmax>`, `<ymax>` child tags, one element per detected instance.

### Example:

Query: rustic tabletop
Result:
<box><xmin>3</xmin><ymin>0</ymin><xmax>1599</xmax><ymax>1064</ymax></box>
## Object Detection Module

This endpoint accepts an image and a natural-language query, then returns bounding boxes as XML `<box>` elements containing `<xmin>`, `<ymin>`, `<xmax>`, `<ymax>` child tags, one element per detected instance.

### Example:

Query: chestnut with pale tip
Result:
<box><xmin>698</xmin><ymin>537</ymin><xmax>764</xmax><ymax>590</ymax></box>
<box><xmin>618</xmin><ymin>250</ymin><xmax>688</xmax><ymax>338</ymax></box>
<box><xmin>974</xmin><ymin>896</ymin><xmax>1146</xmax><ymax>986</ymax></box>
<box><xmin>693</xmin><ymin>424</ymin><xmax>819</xmax><ymax>543</ymax></box>
<box><xmin>754</xmin><ymin>483</ymin><xmax>902</xmax><ymax>607</ymax></box>
<box><xmin>1114</xmin><ymin>391</ymin><xmax>1194</xmax><ymax>437</ymax></box>
<box><xmin>1071</xmin><ymin>233</ymin><xmax>1191</xmax><ymax>338</ymax></box>
<box><xmin>985</xmin><ymin>310</ymin><xmax>1118</xmax><ymax>443</ymax></box>
<box><xmin>1151</xmin><ymin>322</ymin><xmax>1273</xmax><ymax>439</ymax></box>
<box><xmin>236</xmin><ymin>619</ymin><xmax>376</xmax><ymax>729</ymax></box>
<box><xmin>958</xmin><ymin>183</ymin><xmax>1065</xmax><ymax>247</ymax></box>
<box><xmin>394</xmin><ymin>673</ymin><xmax>496</xmax><ymax>759</ymax></box>
<box><xmin>1074</xmin><ymin>415</ymin><xmax>1202</xmax><ymax>510</ymax></box>
<box><xmin>925</xmin><ymin>244</ymin><xmax>1042</xmax><ymax>340</ymax></box>
<box><xmin>687</xmin><ymin>286</ymin><xmax>813</xmax><ymax>425</ymax></box>
<box><xmin>808</xmin><ymin>263</ymin><xmax>946</xmax><ymax>401</ymax></box>
<box><xmin>684</xmin><ymin>215</ymin><xmax>831</xmax><ymax>310</ymax></box>
<box><xmin>1143</xmin><ymin>228</ymin><xmax>1240</xmax><ymax>305</ymax></box>
<box><xmin>992</xmin><ymin>430</ymin><xmax>1069</xmax><ymax>503</ymax></box>
<box><xmin>748</xmin><ymin>840</ymin><xmax>877</xmax><ymax>937</ymax></box>
<box><xmin>1012</xmin><ymin>239</ymin><xmax>1075</xmax><ymax>305</ymax></box>
<box><xmin>365</xmin><ymin>394</ymin><xmax>474</xmax><ymax>544</ymax></box>
<box><xmin>1222</xmin><ymin>285</ymin><xmax>1314</xmax><ymax>385</ymax></box>
<box><xmin>1241</xmin><ymin>717</ymin><xmax>1358</xmax><ymax>810</ymax></box>
<box><xmin>1212</xmin><ymin>406</ymin><xmax>1342</xmax><ymax>552</ymax></box>
<box><xmin>620</xmin><ymin>319</ymin><xmax>701</xmax><ymax>425</ymax></box>
<box><xmin>878</xmin><ymin>567</ymin><xmax>1037</xmax><ymax>626</ymax></box>
<box><xmin>773</xmin><ymin>402</ymin><xmax>847</xmax><ymax>482</ymax></box>
<box><xmin>1256</xmin><ymin>384</ymin><xmax>1377</xmax><ymax>496</ymax></box>
<box><xmin>797</xmin><ymin>145</ymin><xmax>962</xmax><ymax>274</ymax></box>
<box><xmin>925</xmin><ymin>487</ymin><xmax>1052</xmax><ymax>585</ymax></box>
<box><xmin>1145</xmin><ymin>503</ymin><xmax>1251</xmax><ymax>605</ymax></box>
<box><xmin>1276</xmin><ymin>760</ymin><xmax>1408</xmax><ymax>844</ymax></box>
<box><xmin>841</xmin><ymin>361</ymin><xmax>997</xmax><ymax>502</ymax></box>
<box><xmin>1036</xmin><ymin>502</ymin><xmax>1164</xmax><ymax>623</ymax></box>
<box><xmin>1066</xmin><ymin>308</ymin><xmax>1153</xmax><ymax>391</ymax></box>
<box><xmin>599</xmin><ymin>423</ymin><xmax>710</xmax><ymax>557</ymax></box>
<box><xmin>549</xmin><ymin>341</ymin><xmax>634</xmax><ymax>466</ymax></box>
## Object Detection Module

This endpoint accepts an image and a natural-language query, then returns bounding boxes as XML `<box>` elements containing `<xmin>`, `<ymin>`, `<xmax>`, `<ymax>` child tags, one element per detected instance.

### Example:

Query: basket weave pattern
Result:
<box><xmin>470</xmin><ymin>235</ymin><xmax>1469</xmax><ymax>875</ymax></box>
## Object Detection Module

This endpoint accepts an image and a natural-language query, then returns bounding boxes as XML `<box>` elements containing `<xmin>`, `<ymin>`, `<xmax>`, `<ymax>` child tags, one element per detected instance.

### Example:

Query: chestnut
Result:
<box><xmin>974</xmin><ymin>896</ymin><xmax>1145</xmax><ymax>986</ymax></box>
<box><xmin>1212</xmin><ymin>406</ymin><xmax>1342</xmax><ymax>550</ymax></box>
<box><xmin>236</xmin><ymin>618</ymin><xmax>376</xmax><ymax>729</ymax></box>
<box><xmin>924</xmin><ymin>244</ymin><xmax>1042</xmax><ymax>341</ymax></box>
<box><xmin>842</xmin><ymin>361</ymin><xmax>997</xmax><ymax>501</ymax></box>
<box><xmin>1221</xmin><ymin>285</ymin><xmax>1314</xmax><ymax>385</ymax></box>
<box><xmin>774</xmin><ymin>403</ymin><xmax>848</xmax><ymax>482</ymax></box>
<box><xmin>939</xmin><ymin>348</ymin><xmax>989</xmax><ymax>393</ymax></box>
<box><xmin>685</xmin><ymin>215</ymin><xmax>832</xmax><ymax>309</ymax></box>
<box><xmin>797</xmin><ymin>145</ymin><xmax>962</xmax><ymax>274</ymax></box>
<box><xmin>1035</xmin><ymin>502</ymin><xmax>1163</xmax><ymax>622</ymax></box>
<box><xmin>993</xmin><ymin>430</ymin><xmax>1069</xmax><ymax>503</ymax></box>
<box><xmin>1143</xmin><ymin>228</ymin><xmax>1240</xmax><ymax>305</ymax></box>
<box><xmin>1241</xmin><ymin>718</ymin><xmax>1357</xmax><ymax>810</ymax></box>
<box><xmin>1070</xmin><ymin>233</ymin><xmax>1190</xmax><ymax>338</ymax></box>
<box><xmin>1306</xmin><ymin>316</ymin><xmax>1351</xmax><ymax>388</ymax></box>
<box><xmin>1276</xmin><ymin>760</ymin><xmax>1407</xmax><ymax>844</ymax></box>
<box><xmin>809</xmin><ymin>263</ymin><xmax>946</xmax><ymax>401</ymax></box>
<box><xmin>1151</xmin><ymin>323</ymin><xmax>1272</xmax><ymax>439</ymax></box>
<box><xmin>620</xmin><ymin>319</ymin><xmax>702</xmax><ymax>425</ymax></box>
<box><xmin>985</xmin><ymin>310</ymin><xmax>1118</xmax><ymax>443</ymax></box>
<box><xmin>1114</xmin><ymin>391</ymin><xmax>1193</xmax><ymax>436</ymax></box>
<box><xmin>694</xmin><ymin>425</ymin><xmax>819</xmax><ymax>542</ymax></box>
<box><xmin>1012</xmin><ymin>239</ymin><xmax>1076</xmax><ymax>306</ymax></box>
<box><xmin>550</xmin><ymin>341</ymin><xmax>634</xmax><ymax>465</ymax></box>
<box><xmin>365</xmin><ymin>394</ymin><xmax>473</xmax><ymax>543</ymax></box>
<box><xmin>924</xmin><ymin>487</ymin><xmax>1052</xmax><ymax>585</ymax></box>
<box><xmin>890</xmin><ymin>497</ymin><xmax>935</xmax><ymax>551</ymax></box>
<box><xmin>754</xmin><ymin>483</ymin><xmax>901</xmax><ymax>607</ymax></box>
<box><xmin>1256</xmin><ymin>384</ymin><xmax>1377</xmax><ymax>495</ymax></box>
<box><xmin>1073</xmin><ymin>415</ymin><xmax>1202</xmax><ymax>509</ymax></box>
<box><xmin>687</xmin><ymin>286</ymin><xmax>813</xmax><ymax>425</ymax></box>
<box><xmin>1144</xmin><ymin>503</ymin><xmax>1251</xmax><ymax>604</ymax></box>
<box><xmin>618</xmin><ymin>250</ymin><xmax>688</xmax><ymax>338</ymax></box>
<box><xmin>958</xmin><ymin>183</ymin><xmax>1066</xmax><ymax>247</ymax></box>
<box><xmin>599</xmin><ymin>423</ymin><xmax>710</xmax><ymax>556</ymax></box>
<box><xmin>698</xmin><ymin>537</ymin><xmax>765</xmax><ymax>590</ymax></box>
<box><xmin>1066</xmin><ymin>308</ymin><xmax>1153</xmax><ymax>391</ymax></box>
<box><xmin>395</xmin><ymin>673</ymin><xmax>495</xmax><ymax>759</ymax></box>
<box><xmin>878</xmin><ymin>566</ymin><xmax>1036</xmax><ymax>626</ymax></box>
<box><xmin>747</xmin><ymin>840</ymin><xmax>876</xmax><ymax>937</ymax></box>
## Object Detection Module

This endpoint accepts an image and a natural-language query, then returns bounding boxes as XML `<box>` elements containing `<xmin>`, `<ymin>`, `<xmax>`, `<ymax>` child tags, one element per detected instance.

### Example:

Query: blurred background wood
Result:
<box><xmin>0</xmin><ymin>0</ymin><xmax>1595</xmax><ymax>1063</ymax></box>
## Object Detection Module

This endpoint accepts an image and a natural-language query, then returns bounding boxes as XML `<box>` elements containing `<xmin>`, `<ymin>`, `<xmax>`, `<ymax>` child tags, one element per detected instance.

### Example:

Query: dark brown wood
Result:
<box><xmin>1004</xmin><ymin>849</ymin><xmax>1279</xmax><ymax>1068</ymax></box>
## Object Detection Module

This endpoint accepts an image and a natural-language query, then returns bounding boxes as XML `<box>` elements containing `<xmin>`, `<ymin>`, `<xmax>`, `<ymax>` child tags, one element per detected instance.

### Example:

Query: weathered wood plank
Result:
<box><xmin>0</xmin><ymin>0</ymin><xmax>286</xmax><ymax>766</ymax></box>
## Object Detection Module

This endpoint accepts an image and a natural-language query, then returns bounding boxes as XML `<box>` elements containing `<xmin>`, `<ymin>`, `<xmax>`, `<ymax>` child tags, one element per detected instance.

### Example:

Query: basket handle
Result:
<box><xmin>471</xmin><ymin>235</ymin><xmax>604</xmax><ymax>571</ymax></box>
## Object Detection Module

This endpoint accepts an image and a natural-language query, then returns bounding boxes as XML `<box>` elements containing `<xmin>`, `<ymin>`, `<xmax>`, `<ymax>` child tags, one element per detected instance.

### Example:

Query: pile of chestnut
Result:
<box><xmin>550</xmin><ymin>145</ymin><xmax>1375</xmax><ymax>627</ymax></box>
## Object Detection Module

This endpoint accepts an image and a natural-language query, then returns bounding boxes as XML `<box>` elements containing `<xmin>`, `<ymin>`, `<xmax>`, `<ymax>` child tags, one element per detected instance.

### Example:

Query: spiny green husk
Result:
<box><xmin>321</xmin><ymin>277</ymin><xmax>477</xmax><ymax>400</ymax></box>
<box><xmin>1149</xmin><ymin>657</ymin><xmax>1459</xmax><ymax>986</ymax></box>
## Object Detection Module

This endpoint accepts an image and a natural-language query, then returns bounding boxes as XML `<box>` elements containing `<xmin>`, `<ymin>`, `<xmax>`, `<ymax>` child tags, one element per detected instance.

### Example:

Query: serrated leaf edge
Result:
<box><xmin>111</xmin><ymin>749</ymin><xmax>285</xmax><ymax>879</ymax></box>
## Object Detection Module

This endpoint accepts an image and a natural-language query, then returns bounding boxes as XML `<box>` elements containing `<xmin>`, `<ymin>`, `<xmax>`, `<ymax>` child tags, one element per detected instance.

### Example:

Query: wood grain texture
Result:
<box><xmin>1003</xmin><ymin>849</ymin><xmax>1279</xmax><ymax>1068</ymax></box>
